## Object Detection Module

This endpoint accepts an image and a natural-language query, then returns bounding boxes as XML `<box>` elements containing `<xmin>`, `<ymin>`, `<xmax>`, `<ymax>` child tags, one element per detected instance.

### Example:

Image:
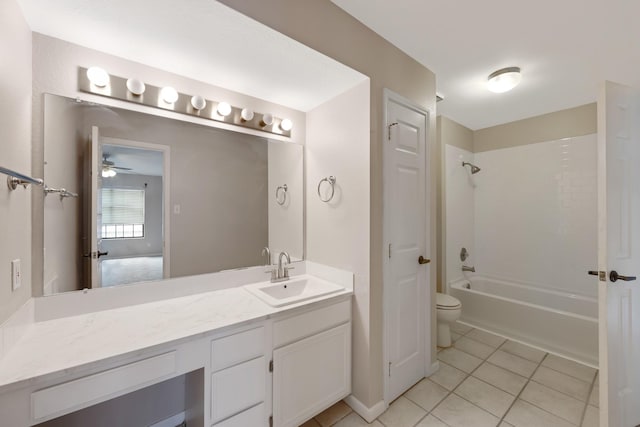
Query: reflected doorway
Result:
<box><xmin>84</xmin><ymin>128</ymin><xmax>171</xmax><ymax>288</ymax></box>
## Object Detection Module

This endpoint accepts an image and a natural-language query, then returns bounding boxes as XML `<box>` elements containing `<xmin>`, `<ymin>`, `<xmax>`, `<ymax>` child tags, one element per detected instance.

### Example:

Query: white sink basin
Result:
<box><xmin>244</xmin><ymin>276</ymin><xmax>345</xmax><ymax>307</ymax></box>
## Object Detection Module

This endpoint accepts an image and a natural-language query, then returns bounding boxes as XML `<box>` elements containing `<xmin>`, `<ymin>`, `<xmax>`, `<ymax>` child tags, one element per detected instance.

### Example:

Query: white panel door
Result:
<box><xmin>597</xmin><ymin>81</ymin><xmax>640</xmax><ymax>427</ymax></box>
<box><xmin>384</xmin><ymin>93</ymin><xmax>429</xmax><ymax>402</ymax></box>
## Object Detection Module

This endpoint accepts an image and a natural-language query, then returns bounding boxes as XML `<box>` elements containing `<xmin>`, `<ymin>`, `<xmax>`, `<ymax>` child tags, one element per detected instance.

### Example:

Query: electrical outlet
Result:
<box><xmin>11</xmin><ymin>259</ymin><xmax>21</xmax><ymax>291</ymax></box>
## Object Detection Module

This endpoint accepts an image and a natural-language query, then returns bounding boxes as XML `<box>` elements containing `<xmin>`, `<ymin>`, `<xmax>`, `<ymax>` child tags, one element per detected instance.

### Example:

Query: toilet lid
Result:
<box><xmin>436</xmin><ymin>293</ymin><xmax>461</xmax><ymax>308</ymax></box>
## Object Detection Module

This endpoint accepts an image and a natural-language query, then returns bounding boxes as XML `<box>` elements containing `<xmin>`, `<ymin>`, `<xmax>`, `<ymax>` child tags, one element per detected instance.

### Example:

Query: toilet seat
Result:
<box><xmin>436</xmin><ymin>293</ymin><xmax>461</xmax><ymax>310</ymax></box>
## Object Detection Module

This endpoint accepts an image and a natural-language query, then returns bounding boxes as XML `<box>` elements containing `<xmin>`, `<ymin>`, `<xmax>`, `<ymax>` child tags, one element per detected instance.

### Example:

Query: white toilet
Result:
<box><xmin>436</xmin><ymin>292</ymin><xmax>462</xmax><ymax>347</ymax></box>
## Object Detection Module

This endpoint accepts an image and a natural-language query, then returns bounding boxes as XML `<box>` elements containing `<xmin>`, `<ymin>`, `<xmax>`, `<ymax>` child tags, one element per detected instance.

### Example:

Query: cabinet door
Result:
<box><xmin>273</xmin><ymin>322</ymin><xmax>351</xmax><ymax>427</ymax></box>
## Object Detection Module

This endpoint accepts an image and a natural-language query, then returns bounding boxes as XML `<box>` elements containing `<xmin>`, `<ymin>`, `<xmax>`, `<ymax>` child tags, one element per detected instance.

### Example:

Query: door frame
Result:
<box><xmin>382</xmin><ymin>88</ymin><xmax>433</xmax><ymax>405</ymax></box>
<box><xmin>100</xmin><ymin>136</ymin><xmax>172</xmax><ymax>280</ymax></box>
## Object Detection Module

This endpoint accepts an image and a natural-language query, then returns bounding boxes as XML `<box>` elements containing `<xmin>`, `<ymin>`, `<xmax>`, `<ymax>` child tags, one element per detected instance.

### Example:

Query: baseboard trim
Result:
<box><xmin>427</xmin><ymin>360</ymin><xmax>440</xmax><ymax>377</ymax></box>
<box><xmin>344</xmin><ymin>395</ymin><xmax>386</xmax><ymax>423</ymax></box>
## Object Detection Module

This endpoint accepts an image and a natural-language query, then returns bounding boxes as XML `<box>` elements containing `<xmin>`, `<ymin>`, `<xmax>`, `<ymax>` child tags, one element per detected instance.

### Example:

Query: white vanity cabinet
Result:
<box><xmin>0</xmin><ymin>280</ymin><xmax>352</xmax><ymax>427</ymax></box>
<box><xmin>210</xmin><ymin>325</ymin><xmax>270</xmax><ymax>427</ymax></box>
<box><xmin>271</xmin><ymin>299</ymin><xmax>352</xmax><ymax>427</ymax></box>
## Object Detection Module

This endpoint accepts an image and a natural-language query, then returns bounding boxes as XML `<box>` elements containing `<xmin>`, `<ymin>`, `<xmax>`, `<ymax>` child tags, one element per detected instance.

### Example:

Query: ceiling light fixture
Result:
<box><xmin>87</xmin><ymin>66</ymin><xmax>110</xmax><ymax>87</ymax></box>
<box><xmin>126</xmin><ymin>78</ymin><xmax>145</xmax><ymax>95</ymax></box>
<box><xmin>79</xmin><ymin>68</ymin><xmax>293</xmax><ymax>137</ymax></box>
<box><xmin>101</xmin><ymin>168</ymin><xmax>116</xmax><ymax>178</ymax></box>
<box><xmin>217</xmin><ymin>102</ymin><xmax>232</xmax><ymax>117</ymax></box>
<box><xmin>279</xmin><ymin>119</ymin><xmax>293</xmax><ymax>132</ymax></box>
<box><xmin>487</xmin><ymin>67</ymin><xmax>521</xmax><ymax>93</ymax></box>
<box><xmin>160</xmin><ymin>86</ymin><xmax>179</xmax><ymax>104</ymax></box>
<box><xmin>191</xmin><ymin>95</ymin><xmax>206</xmax><ymax>110</ymax></box>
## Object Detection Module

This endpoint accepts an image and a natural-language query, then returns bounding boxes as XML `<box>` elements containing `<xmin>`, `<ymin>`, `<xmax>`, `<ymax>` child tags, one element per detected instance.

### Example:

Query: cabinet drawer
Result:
<box><xmin>273</xmin><ymin>299</ymin><xmax>350</xmax><ymax>348</ymax></box>
<box><xmin>211</xmin><ymin>356</ymin><xmax>266</xmax><ymax>423</ymax></box>
<box><xmin>211</xmin><ymin>326</ymin><xmax>265</xmax><ymax>371</ymax></box>
<box><xmin>31</xmin><ymin>351</ymin><xmax>176</xmax><ymax>422</ymax></box>
<box><xmin>213</xmin><ymin>402</ymin><xmax>266</xmax><ymax>427</ymax></box>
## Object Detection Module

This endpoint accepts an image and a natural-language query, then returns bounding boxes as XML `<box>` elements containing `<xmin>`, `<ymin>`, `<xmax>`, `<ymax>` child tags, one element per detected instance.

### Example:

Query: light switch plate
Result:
<box><xmin>11</xmin><ymin>259</ymin><xmax>21</xmax><ymax>291</ymax></box>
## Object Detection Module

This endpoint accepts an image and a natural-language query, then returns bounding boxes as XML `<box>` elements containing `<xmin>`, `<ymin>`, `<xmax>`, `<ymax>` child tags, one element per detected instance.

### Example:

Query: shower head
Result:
<box><xmin>462</xmin><ymin>161</ymin><xmax>481</xmax><ymax>174</ymax></box>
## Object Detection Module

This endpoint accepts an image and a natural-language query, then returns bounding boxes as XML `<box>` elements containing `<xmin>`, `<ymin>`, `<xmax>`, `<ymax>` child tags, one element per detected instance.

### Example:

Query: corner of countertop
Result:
<box><xmin>0</xmin><ymin>298</ymin><xmax>35</xmax><ymax>361</ymax></box>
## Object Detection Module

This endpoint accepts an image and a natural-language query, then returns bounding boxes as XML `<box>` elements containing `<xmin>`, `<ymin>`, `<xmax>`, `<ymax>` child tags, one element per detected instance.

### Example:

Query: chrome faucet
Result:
<box><xmin>266</xmin><ymin>251</ymin><xmax>293</xmax><ymax>282</ymax></box>
<box><xmin>278</xmin><ymin>251</ymin><xmax>291</xmax><ymax>279</ymax></box>
<box><xmin>261</xmin><ymin>246</ymin><xmax>271</xmax><ymax>266</ymax></box>
<box><xmin>462</xmin><ymin>265</ymin><xmax>476</xmax><ymax>273</ymax></box>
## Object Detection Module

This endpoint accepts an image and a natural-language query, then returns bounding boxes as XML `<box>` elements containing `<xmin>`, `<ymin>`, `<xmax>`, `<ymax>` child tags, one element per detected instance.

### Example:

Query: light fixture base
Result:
<box><xmin>77</xmin><ymin>67</ymin><xmax>292</xmax><ymax>138</ymax></box>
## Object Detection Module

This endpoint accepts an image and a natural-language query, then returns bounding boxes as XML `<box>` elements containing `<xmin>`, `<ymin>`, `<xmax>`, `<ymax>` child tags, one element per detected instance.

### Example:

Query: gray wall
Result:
<box><xmin>474</xmin><ymin>103</ymin><xmax>597</xmax><ymax>152</ymax></box>
<box><xmin>81</xmin><ymin>106</ymin><xmax>269</xmax><ymax>278</ymax></box>
<box><xmin>101</xmin><ymin>174</ymin><xmax>164</xmax><ymax>259</ymax></box>
<box><xmin>0</xmin><ymin>0</ymin><xmax>33</xmax><ymax>323</ymax></box>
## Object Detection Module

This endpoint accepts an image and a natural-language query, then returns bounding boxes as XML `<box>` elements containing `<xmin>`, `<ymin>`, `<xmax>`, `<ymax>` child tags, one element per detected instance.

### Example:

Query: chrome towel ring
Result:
<box><xmin>317</xmin><ymin>176</ymin><xmax>336</xmax><ymax>202</ymax></box>
<box><xmin>276</xmin><ymin>184</ymin><xmax>288</xmax><ymax>205</ymax></box>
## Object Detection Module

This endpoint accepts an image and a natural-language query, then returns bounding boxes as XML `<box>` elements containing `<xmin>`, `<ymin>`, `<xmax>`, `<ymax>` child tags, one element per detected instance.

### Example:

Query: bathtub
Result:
<box><xmin>449</xmin><ymin>276</ymin><xmax>598</xmax><ymax>367</ymax></box>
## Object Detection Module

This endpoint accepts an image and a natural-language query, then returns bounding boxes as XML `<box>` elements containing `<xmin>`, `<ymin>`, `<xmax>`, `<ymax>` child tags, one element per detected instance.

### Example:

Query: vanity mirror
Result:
<box><xmin>43</xmin><ymin>94</ymin><xmax>303</xmax><ymax>294</ymax></box>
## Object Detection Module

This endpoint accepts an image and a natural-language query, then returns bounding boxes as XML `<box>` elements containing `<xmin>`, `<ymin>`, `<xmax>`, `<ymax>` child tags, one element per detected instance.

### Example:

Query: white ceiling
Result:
<box><xmin>103</xmin><ymin>145</ymin><xmax>164</xmax><ymax>177</ymax></box>
<box><xmin>333</xmin><ymin>0</ymin><xmax>640</xmax><ymax>130</ymax></box>
<box><xmin>17</xmin><ymin>0</ymin><xmax>367</xmax><ymax>112</ymax></box>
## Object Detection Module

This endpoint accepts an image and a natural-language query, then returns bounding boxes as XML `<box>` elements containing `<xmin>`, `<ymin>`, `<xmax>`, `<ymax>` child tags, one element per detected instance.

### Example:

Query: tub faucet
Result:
<box><xmin>462</xmin><ymin>265</ymin><xmax>475</xmax><ymax>273</ymax></box>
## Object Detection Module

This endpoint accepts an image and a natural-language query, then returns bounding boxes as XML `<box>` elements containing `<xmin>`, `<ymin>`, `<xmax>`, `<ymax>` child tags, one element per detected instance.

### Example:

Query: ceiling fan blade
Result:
<box><xmin>111</xmin><ymin>166</ymin><xmax>132</xmax><ymax>171</ymax></box>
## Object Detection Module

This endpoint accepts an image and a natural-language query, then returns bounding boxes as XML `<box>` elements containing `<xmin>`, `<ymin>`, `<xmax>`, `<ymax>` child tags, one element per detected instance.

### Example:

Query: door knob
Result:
<box><xmin>82</xmin><ymin>251</ymin><xmax>109</xmax><ymax>259</ymax></box>
<box><xmin>609</xmin><ymin>270</ymin><xmax>636</xmax><ymax>282</ymax></box>
<box><xmin>418</xmin><ymin>256</ymin><xmax>430</xmax><ymax>265</ymax></box>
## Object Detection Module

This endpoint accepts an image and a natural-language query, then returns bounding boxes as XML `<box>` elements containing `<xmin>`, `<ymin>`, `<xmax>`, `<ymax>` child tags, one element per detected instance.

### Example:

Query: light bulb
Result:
<box><xmin>102</xmin><ymin>168</ymin><xmax>116</xmax><ymax>178</ymax></box>
<box><xmin>126</xmin><ymin>78</ymin><xmax>145</xmax><ymax>95</ymax></box>
<box><xmin>279</xmin><ymin>118</ymin><xmax>293</xmax><ymax>131</ymax></box>
<box><xmin>217</xmin><ymin>102</ymin><xmax>232</xmax><ymax>117</ymax></box>
<box><xmin>261</xmin><ymin>113</ymin><xmax>274</xmax><ymax>127</ymax></box>
<box><xmin>87</xmin><ymin>66</ymin><xmax>109</xmax><ymax>87</ymax></box>
<box><xmin>241</xmin><ymin>108</ymin><xmax>254</xmax><ymax>121</ymax></box>
<box><xmin>161</xmin><ymin>86</ymin><xmax>179</xmax><ymax>104</ymax></box>
<box><xmin>191</xmin><ymin>95</ymin><xmax>206</xmax><ymax>110</ymax></box>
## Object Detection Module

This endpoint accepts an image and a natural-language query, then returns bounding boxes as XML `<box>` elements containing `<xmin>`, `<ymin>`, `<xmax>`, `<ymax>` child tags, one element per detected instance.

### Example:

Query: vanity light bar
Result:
<box><xmin>78</xmin><ymin>67</ymin><xmax>292</xmax><ymax>138</ymax></box>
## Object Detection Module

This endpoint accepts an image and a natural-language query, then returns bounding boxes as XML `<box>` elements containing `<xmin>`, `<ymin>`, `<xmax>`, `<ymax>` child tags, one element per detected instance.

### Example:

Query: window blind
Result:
<box><xmin>101</xmin><ymin>188</ymin><xmax>145</xmax><ymax>224</ymax></box>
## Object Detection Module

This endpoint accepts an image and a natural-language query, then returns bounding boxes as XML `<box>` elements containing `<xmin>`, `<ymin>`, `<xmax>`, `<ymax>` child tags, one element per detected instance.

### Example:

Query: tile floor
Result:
<box><xmin>301</xmin><ymin>322</ymin><xmax>599</xmax><ymax>427</ymax></box>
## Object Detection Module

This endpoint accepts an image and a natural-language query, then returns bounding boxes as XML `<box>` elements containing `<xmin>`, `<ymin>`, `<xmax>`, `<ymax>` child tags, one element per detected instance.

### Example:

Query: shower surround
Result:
<box><xmin>445</xmin><ymin>133</ymin><xmax>598</xmax><ymax>363</ymax></box>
